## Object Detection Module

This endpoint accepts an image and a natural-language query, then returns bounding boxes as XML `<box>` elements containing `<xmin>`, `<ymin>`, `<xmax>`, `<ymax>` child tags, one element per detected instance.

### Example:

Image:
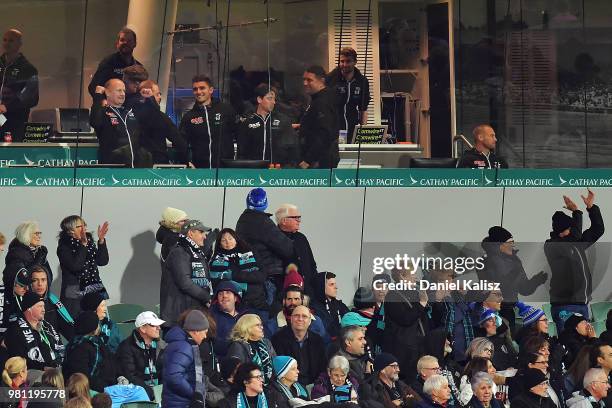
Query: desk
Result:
<box><xmin>339</xmin><ymin>143</ymin><xmax>423</xmax><ymax>168</ymax></box>
<box><xmin>0</xmin><ymin>143</ymin><xmax>98</xmax><ymax>167</ymax></box>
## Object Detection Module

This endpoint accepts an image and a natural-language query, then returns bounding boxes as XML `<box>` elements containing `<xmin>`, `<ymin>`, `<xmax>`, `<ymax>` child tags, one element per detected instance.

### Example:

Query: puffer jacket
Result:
<box><xmin>161</xmin><ymin>327</ymin><xmax>203</xmax><ymax>408</ymax></box>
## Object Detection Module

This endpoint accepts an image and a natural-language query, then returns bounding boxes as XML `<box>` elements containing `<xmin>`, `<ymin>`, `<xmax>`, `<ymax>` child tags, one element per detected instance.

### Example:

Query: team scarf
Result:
<box><xmin>275</xmin><ymin>380</ymin><xmax>309</xmax><ymax>400</ymax></box>
<box><xmin>132</xmin><ymin>330</ymin><xmax>159</xmax><ymax>386</ymax></box>
<box><xmin>15</xmin><ymin>317</ymin><xmax>64</xmax><ymax>364</ymax></box>
<box><xmin>237</xmin><ymin>392</ymin><xmax>268</xmax><ymax>408</ymax></box>
<box><xmin>66</xmin><ymin>334</ymin><xmax>105</xmax><ymax>376</ymax></box>
<box><xmin>47</xmin><ymin>293</ymin><xmax>75</xmax><ymax>325</ymax></box>
<box><xmin>65</xmin><ymin>234</ymin><xmax>106</xmax><ymax>295</ymax></box>
<box><xmin>331</xmin><ymin>378</ymin><xmax>354</xmax><ymax>403</ymax></box>
<box><xmin>178</xmin><ymin>234</ymin><xmax>213</xmax><ymax>296</ymax></box>
<box><xmin>248</xmin><ymin>340</ymin><xmax>273</xmax><ymax>385</ymax></box>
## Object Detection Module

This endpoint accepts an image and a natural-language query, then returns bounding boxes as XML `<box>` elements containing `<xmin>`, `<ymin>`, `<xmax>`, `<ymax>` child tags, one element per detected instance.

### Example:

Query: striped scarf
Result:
<box><xmin>275</xmin><ymin>380</ymin><xmax>309</xmax><ymax>400</ymax></box>
<box><xmin>249</xmin><ymin>340</ymin><xmax>273</xmax><ymax>385</ymax></box>
<box><xmin>441</xmin><ymin>293</ymin><xmax>474</xmax><ymax>346</ymax></box>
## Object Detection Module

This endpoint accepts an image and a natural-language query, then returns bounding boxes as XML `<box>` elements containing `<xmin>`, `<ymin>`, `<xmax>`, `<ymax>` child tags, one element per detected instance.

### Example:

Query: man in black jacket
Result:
<box><xmin>299</xmin><ymin>65</ymin><xmax>340</xmax><ymax>169</ymax></box>
<box><xmin>117</xmin><ymin>311</ymin><xmax>165</xmax><ymax>400</ymax></box>
<box><xmin>457</xmin><ymin>124</ymin><xmax>507</xmax><ymax>169</ymax></box>
<box><xmin>179</xmin><ymin>75</ymin><xmax>238</xmax><ymax>168</ymax></box>
<box><xmin>271</xmin><ymin>305</ymin><xmax>326</xmax><ymax>385</ymax></box>
<box><xmin>544</xmin><ymin>188</ymin><xmax>604</xmax><ymax>331</ymax></box>
<box><xmin>88</xmin><ymin>27</ymin><xmax>142</xmax><ymax>97</ymax></box>
<box><xmin>0</xmin><ymin>29</ymin><xmax>38</xmax><ymax>142</ymax></box>
<box><xmin>326</xmin><ymin>47</ymin><xmax>371</xmax><ymax>141</ymax></box>
<box><xmin>236</xmin><ymin>188</ymin><xmax>294</xmax><ymax>302</ymax></box>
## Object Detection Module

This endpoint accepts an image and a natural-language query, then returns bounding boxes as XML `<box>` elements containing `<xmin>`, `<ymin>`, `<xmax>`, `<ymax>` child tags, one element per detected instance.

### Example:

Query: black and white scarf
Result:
<box><xmin>67</xmin><ymin>235</ymin><xmax>106</xmax><ymax>295</ymax></box>
<box><xmin>178</xmin><ymin>235</ymin><xmax>213</xmax><ymax>297</ymax></box>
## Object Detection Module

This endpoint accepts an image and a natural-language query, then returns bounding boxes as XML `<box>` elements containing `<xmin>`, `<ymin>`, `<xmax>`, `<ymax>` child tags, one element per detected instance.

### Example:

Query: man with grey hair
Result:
<box><xmin>276</xmin><ymin>203</ymin><xmax>317</xmax><ymax>297</ymax></box>
<box><xmin>0</xmin><ymin>28</ymin><xmax>38</xmax><ymax>142</ymax></box>
<box><xmin>567</xmin><ymin>368</ymin><xmax>610</xmax><ymax>408</ymax></box>
<box><xmin>334</xmin><ymin>325</ymin><xmax>371</xmax><ymax>385</ymax></box>
<box><xmin>412</xmin><ymin>355</ymin><xmax>441</xmax><ymax>400</ymax></box>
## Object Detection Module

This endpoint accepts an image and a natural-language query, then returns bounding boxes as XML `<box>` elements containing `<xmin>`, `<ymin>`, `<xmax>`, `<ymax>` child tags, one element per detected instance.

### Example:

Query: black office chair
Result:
<box><xmin>409</xmin><ymin>158</ymin><xmax>458</xmax><ymax>168</ymax></box>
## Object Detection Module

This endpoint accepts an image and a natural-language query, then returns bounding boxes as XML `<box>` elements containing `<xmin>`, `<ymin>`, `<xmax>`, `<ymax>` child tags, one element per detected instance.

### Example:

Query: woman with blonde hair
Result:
<box><xmin>67</xmin><ymin>373</ymin><xmax>91</xmax><ymax>401</ymax></box>
<box><xmin>64</xmin><ymin>396</ymin><xmax>93</xmax><ymax>408</ymax></box>
<box><xmin>227</xmin><ymin>313</ymin><xmax>276</xmax><ymax>384</ymax></box>
<box><xmin>2</xmin><ymin>356</ymin><xmax>28</xmax><ymax>408</ymax></box>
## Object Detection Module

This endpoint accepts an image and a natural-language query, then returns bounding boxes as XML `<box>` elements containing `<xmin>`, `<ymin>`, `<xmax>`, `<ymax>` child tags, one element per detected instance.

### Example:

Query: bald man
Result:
<box><xmin>456</xmin><ymin>124</ymin><xmax>508</xmax><ymax>168</ymax></box>
<box><xmin>271</xmin><ymin>305</ymin><xmax>327</xmax><ymax>384</ymax></box>
<box><xmin>89</xmin><ymin>79</ymin><xmax>149</xmax><ymax>167</ymax></box>
<box><xmin>0</xmin><ymin>29</ymin><xmax>39</xmax><ymax>142</ymax></box>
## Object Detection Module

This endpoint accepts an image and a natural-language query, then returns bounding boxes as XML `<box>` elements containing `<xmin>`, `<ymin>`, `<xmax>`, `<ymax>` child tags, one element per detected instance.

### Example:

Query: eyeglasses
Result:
<box><xmin>250</xmin><ymin>374</ymin><xmax>264</xmax><ymax>381</ymax></box>
<box><xmin>424</xmin><ymin>367</ymin><xmax>441</xmax><ymax>372</ymax></box>
<box><xmin>287</xmin><ymin>216</ymin><xmax>302</xmax><ymax>221</ymax></box>
<box><xmin>484</xmin><ymin>348</ymin><xmax>493</xmax><ymax>353</ymax></box>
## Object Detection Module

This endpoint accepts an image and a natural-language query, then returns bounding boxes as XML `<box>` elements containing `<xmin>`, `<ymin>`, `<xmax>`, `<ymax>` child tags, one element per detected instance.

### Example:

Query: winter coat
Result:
<box><xmin>383</xmin><ymin>289</ymin><xmax>429</xmax><ymax>382</ymax></box>
<box><xmin>544</xmin><ymin>205</ymin><xmax>604</xmax><ymax>305</ymax></box>
<box><xmin>422</xmin><ymin>328</ymin><xmax>462</xmax><ymax>407</ymax></box>
<box><xmin>282</xmin><ymin>230</ymin><xmax>318</xmax><ymax>298</ymax></box>
<box><xmin>3</xmin><ymin>317</ymin><xmax>64</xmax><ymax>370</ymax></box>
<box><xmin>430</xmin><ymin>291</ymin><xmax>474</xmax><ymax>363</ymax></box>
<box><xmin>226</xmin><ymin>338</ymin><xmax>276</xmax><ymax>384</ymax></box>
<box><xmin>116</xmin><ymin>330</ymin><xmax>162</xmax><ymax>401</ymax></box>
<box><xmin>326</xmin><ymin>66</ymin><xmax>371</xmax><ymax>139</ymax></box>
<box><xmin>559</xmin><ymin>329</ymin><xmax>597</xmax><ymax>369</ymax></box>
<box><xmin>156</xmin><ymin>225</ymin><xmax>180</xmax><ymax>265</ymax></box>
<box><xmin>456</xmin><ymin>148</ymin><xmax>507</xmax><ymax>169</ymax></box>
<box><xmin>311</xmin><ymin>272</ymin><xmax>350</xmax><ymax>341</ymax></box>
<box><xmin>271</xmin><ymin>325</ymin><xmax>327</xmax><ymax>385</ymax></box>
<box><xmin>265</xmin><ymin>310</ymin><xmax>330</xmax><ymax>345</ymax></box>
<box><xmin>464</xmin><ymin>395</ymin><xmax>504</xmax><ymax>408</ymax></box>
<box><xmin>359</xmin><ymin>373</ymin><xmax>421</xmax><ymax>408</ymax></box>
<box><xmin>162</xmin><ymin>326</ymin><xmax>203</xmax><ymax>408</ymax></box>
<box><xmin>512</xmin><ymin>392</ymin><xmax>557</xmax><ymax>408</ymax></box>
<box><xmin>57</xmin><ymin>231</ymin><xmax>109</xmax><ymax>316</ymax></box>
<box><xmin>210</xmin><ymin>303</ymin><xmax>248</xmax><ymax>358</ymax></box>
<box><xmin>160</xmin><ymin>236</ymin><xmax>213</xmax><ymax>325</ymax></box>
<box><xmin>87</xmin><ymin>52</ymin><xmax>142</xmax><ymax>97</ymax></box>
<box><xmin>333</xmin><ymin>348</ymin><xmax>370</xmax><ymax>386</ymax></box>
<box><xmin>311</xmin><ymin>371</ymin><xmax>360</xmax><ymax>401</ymax></box>
<box><xmin>63</xmin><ymin>334</ymin><xmax>118</xmax><ymax>392</ymax></box>
<box><xmin>473</xmin><ymin>321</ymin><xmax>518</xmax><ymax>371</ymax></box>
<box><xmin>415</xmin><ymin>395</ymin><xmax>449</xmax><ymax>408</ymax></box>
<box><xmin>209</xmin><ymin>247</ymin><xmax>268</xmax><ymax>310</ymax></box>
<box><xmin>298</xmin><ymin>86</ymin><xmax>340</xmax><ymax>168</ymax></box>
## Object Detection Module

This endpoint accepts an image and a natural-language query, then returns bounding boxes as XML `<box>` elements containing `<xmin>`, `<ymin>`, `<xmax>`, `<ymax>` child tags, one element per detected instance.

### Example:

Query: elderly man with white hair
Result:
<box><xmin>276</xmin><ymin>203</ymin><xmax>317</xmax><ymax>297</ymax></box>
<box><xmin>417</xmin><ymin>374</ymin><xmax>452</xmax><ymax>408</ymax></box>
<box><xmin>567</xmin><ymin>368</ymin><xmax>610</xmax><ymax>408</ymax></box>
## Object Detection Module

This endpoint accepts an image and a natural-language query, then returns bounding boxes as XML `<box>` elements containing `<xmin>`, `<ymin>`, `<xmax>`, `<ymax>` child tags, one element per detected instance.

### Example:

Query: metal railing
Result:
<box><xmin>452</xmin><ymin>134</ymin><xmax>473</xmax><ymax>159</ymax></box>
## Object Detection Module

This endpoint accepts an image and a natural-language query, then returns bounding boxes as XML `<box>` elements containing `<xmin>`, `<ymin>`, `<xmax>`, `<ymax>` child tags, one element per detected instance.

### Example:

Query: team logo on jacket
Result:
<box><xmin>215</xmin><ymin>113</ymin><xmax>221</xmax><ymax>121</ymax></box>
<box><xmin>110</xmin><ymin>118</ymin><xmax>119</xmax><ymax>126</ymax></box>
<box><xmin>248</xmin><ymin>122</ymin><xmax>261</xmax><ymax>129</ymax></box>
<box><xmin>11</xmin><ymin>68</ymin><xmax>20</xmax><ymax>76</ymax></box>
<box><xmin>355</xmin><ymin>87</ymin><xmax>361</xmax><ymax>95</ymax></box>
<box><xmin>191</xmin><ymin>117</ymin><xmax>204</xmax><ymax>125</ymax></box>
<box><xmin>273</xmin><ymin>119</ymin><xmax>280</xmax><ymax>126</ymax></box>
<box><xmin>474</xmin><ymin>160</ymin><xmax>486</xmax><ymax>168</ymax></box>
<box><xmin>28</xmin><ymin>346</ymin><xmax>45</xmax><ymax>363</ymax></box>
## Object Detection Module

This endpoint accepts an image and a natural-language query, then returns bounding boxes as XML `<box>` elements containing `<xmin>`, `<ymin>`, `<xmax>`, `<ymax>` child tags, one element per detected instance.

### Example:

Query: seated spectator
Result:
<box><xmin>57</xmin><ymin>215</ymin><xmax>109</xmax><ymax>318</ymax></box>
<box><xmin>67</xmin><ymin>373</ymin><xmax>91</xmax><ymax>400</ymax></box>
<box><xmin>360</xmin><ymin>352</ymin><xmax>422</xmax><ymax>408</ymax></box>
<box><xmin>338</xmin><ymin>287</ymin><xmax>379</xmax><ymax>360</ymax></box>
<box><xmin>475</xmin><ymin>308</ymin><xmax>517</xmax><ymax>370</ymax></box>
<box><xmin>218</xmin><ymin>362</ymin><xmax>288</xmax><ymax>408</ymax></box>
<box><xmin>2</xmin><ymin>356</ymin><xmax>28</xmax><ymax>393</ymax></box>
<box><xmin>334</xmin><ymin>325</ymin><xmax>370</xmax><ymax>385</ymax></box>
<box><xmin>271</xmin><ymin>305</ymin><xmax>327</xmax><ymax>385</ymax></box>
<box><xmin>161</xmin><ymin>219</ymin><xmax>213</xmax><ymax>326</ymax></box>
<box><xmin>235</xmin><ymin>188</ymin><xmax>294</xmax><ymax>303</ymax></box>
<box><xmin>520</xmin><ymin>336</ymin><xmax>564</xmax><ymax>399</ymax></box>
<box><xmin>29</xmin><ymin>264</ymin><xmax>75</xmax><ymax>340</ymax></box>
<box><xmin>592</xmin><ymin>342</ymin><xmax>612</xmax><ymax>407</ymax></box>
<box><xmin>412</xmin><ymin>356</ymin><xmax>443</xmax><ymax>400</ymax></box>
<box><xmin>511</xmin><ymin>368</ymin><xmax>556</xmax><ymax>408</ymax></box>
<box><xmin>459</xmin><ymin>358</ymin><xmax>498</xmax><ymax>406</ymax></box>
<box><xmin>265</xmin><ymin>283</ymin><xmax>328</xmax><ymax>342</ymax></box>
<box><xmin>227</xmin><ymin>314</ymin><xmax>277</xmax><ymax>385</ymax></box>
<box><xmin>465</xmin><ymin>372</ymin><xmax>503</xmax><ymax>408</ymax></box>
<box><xmin>564</xmin><ymin>345</ymin><xmax>597</xmax><ymax>398</ymax></box>
<box><xmin>416</xmin><ymin>374</ymin><xmax>452</xmax><ymax>408</ymax></box>
<box><xmin>63</xmin><ymin>311</ymin><xmax>118</xmax><ymax>392</ymax></box>
<box><xmin>162</xmin><ymin>309</ymin><xmax>210</xmax><ymax>408</ymax></box>
<box><xmin>312</xmin><ymin>355</ymin><xmax>360</xmax><ymax>402</ymax></box>
<box><xmin>91</xmin><ymin>393</ymin><xmax>112</xmax><ymax>408</ymax></box>
<box><xmin>275</xmin><ymin>204</ymin><xmax>317</xmax><ymax>297</ymax></box>
<box><xmin>156</xmin><ymin>207</ymin><xmax>188</xmax><ymax>265</ymax></box>
<box><xmin>116</xmin><ymin>311</ymin><xmax>165</xmax><ymax>400</ymax></box>
<box><xmin>422</xmin><ymin>328</ymin><xmax>462</xmax><ymax>407</ymax></box>
<box><xmin>515</xmin><ymin>303</ymin><xmax>552</xmax><ymax>347</ymax></box>
<box><xmin>28</xmin><ymin>367</ymin><xmax>66</xmax><ymax>408</ymax></box>
<box><xmin>211</xmin><ymin>281</ymin><xmax>248</xmax><ymax>358</ymax></box>
<box><xmin>311</xmin><ymin>271</ymin><xmax>349</xmax><ymax>341</ymax></box>
<box><xmin>271</xmin><ymin>356</ymin><xmax>309</xmax><ymax>404</ymax></box>
<box><xmin>1</xmin><ymin>267</ymin><xmax>30</xmax><ymax>329</ymax></box>
<box><xmin>209</xmin><ymin>228</ymin><xmax>268</xmax><ymax>314</ymax></box>
<box><xmin>559</xmin><ymin>313</ymin><xmax>597</xmax><ymax>368</ymax></box>
<box><xmin>65</xmin><ymin>396</ymin><xmax>93</xmax><ymax>408</ymax></box>
<box><xmin>80</xmin><ymin>292</ymin><xmax>121</xmax><ymax>352</ymax></box>
<box><xmin>466</xmin><ymin>338</ymin><xmax>495</xmax><ymax>362</ymax></box>
<box><xmin>508</xmin><ymin>352</ymin><xmax>563</xmax><ymax>407</ymax></box>
<box><xmin>567</xmin><ymin>368</ymin><xmax>610</xmax><ymax>408</ymax></box>
<box><xmin>4</xmin><ymin>292</ymin><xmax>63</xmax><ymax>370</ymax></box>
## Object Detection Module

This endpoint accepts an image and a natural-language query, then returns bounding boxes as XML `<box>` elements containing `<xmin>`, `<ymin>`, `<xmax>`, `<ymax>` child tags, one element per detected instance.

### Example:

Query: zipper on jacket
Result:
<box><xmin>109</xmin><ymin>106</ymin><xmax>135</xmax><ymax>168</ymax></box>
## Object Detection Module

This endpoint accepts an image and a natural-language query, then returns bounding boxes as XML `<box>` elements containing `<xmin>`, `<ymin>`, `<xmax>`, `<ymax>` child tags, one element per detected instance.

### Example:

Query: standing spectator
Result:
<box><xmin>162</xmin><ymin>310</ymin><xmax>210</xmax><ymax>408</ymax></box>
<box><xmin>480</xmin><ymin>226</ymin><xmax>547</xmax><ymax>332</ymax></box>
<box><xmin>559</xmin><ymin>313</ymin><xmax>597</xmax><ymax>368</ymax></box>
<box><xmin>312</xmin><ymin>355</ymin><xmax>360</xmax><ymax>402</ymax></box>
<box><xmin>155</xmin><ymin>207</ymin><xmax>188</xmax><ymax>265</ymax></box>
<box><xmin>416</xmin><ymin>375</ymin><xmax>452</xmax><ymax>408</ymax></box>
<box><xmin>218</xmin><ymin>362</ymin><xmax>287</xmax><ymax>408</ymax></box>
<box><xmin>465</xmin><ymin>372</ymin><xmax>504</xmax><ymax>408</ymax></box>
<box><xmin>210</xmin><ymin>281</ymin><xmax>248</xmax><ymax>358</ymax></box>
<box><xmin>0</xmin><ymin>29</ymin><xmax>38</xmax><ymax>142</ymax></box>
<box><xmin>116</xmin><ymin>311</ymin><xmax>164</xmax><ymax>401</ymax></box>
<box><xmin>57</xmin><ymin>215</ymin><xmax>109</xmax><ymax>318</ymax></box>
<box><xmin>227</xmin><ymin>314</ymin><xmax>277</xmax><ymax>385</ymax></box>
<box><xmin>384</xmin><ymin>268</ymin><xmax>429</xmax><ymax>382</ymax></box>
<box><xmin>271</xmin><ymin>305</ymin><xmax>327</xmax><ymax>385</ymax></box>
<box><xmin>511</xmin><ymin>368</ymin><xmax>556</xmax><ymax>408</ymax></box>
<box><xmin>79</xmin><ymin>290</ymin><xmax>122</xmax><ymax>353</ymax></box>
<box><xmin>4</xmin><ymin>292</ymin><xmax>64</xmax><ymax>370</ymax></box>
<box><xmin>160</xmin><ymin>219</ymin><xmax>213</xmax><ymax>326</ymax></box>
<box><xmin>29</xmin><ymin>265</ymin><xmax>75</xmax><ymax>341</ymax></box>
<box><xmin>544</xmin><ymin>189</ymin><xmax>604</xmax><ymax>331</ymax></box>
<box><xmin>311</xmin><ymin>271</ymin><xmax>350</xmax><ymax>341</ymax></box>
<box><xmin>299</xmin><ymin>65</ymin><xmax>340</xmax><ymax>169</ymax></box>
<box><xmin>236</xmin><ymin>188</ymin><xmax>294</xmax><ymax>303</ymax></box>
<box><xmin>87</xmin><ymin>27</ymin><xmax>141</xmax><ymax>97</ymax></box>
<box><xmin>3</xmin><ymin>221</ymin><xmax>52</xmax><ymax>321</ymax></box>
<box><xmin>63</xmin><ymin>311</ymin><xmax>118</xmax><ymax>392</ymax></box>
<box><xmin>209</xmin><ymin>228</ymin><xmax>268</xmax><ymax>315</ymax></box>
<box><xmin>275</xmin><ymin>204</ymin><xmax>317</xmax><ymax>297</ymax></box>
<box><xmin>334</xmin><ymin>325</ymin><xmax>371</xmax><ymax>385</ymax></box>
<box><xmin>359</xmin><ymin>353</ymin><xmax>422</xmax><ymax>408</ymax></box>
<box><xmin>566</xmin><ymin>368</ymin><xmax>610</xmax><ymax>408</ymax></box>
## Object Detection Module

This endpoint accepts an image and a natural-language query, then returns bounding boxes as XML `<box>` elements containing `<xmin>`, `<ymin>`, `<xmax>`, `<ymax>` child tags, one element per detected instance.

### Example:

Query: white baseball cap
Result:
<box><xmin>135</xmin><ymin>311</ymin><xmax>165</xmax><ymax>328</ymax></box>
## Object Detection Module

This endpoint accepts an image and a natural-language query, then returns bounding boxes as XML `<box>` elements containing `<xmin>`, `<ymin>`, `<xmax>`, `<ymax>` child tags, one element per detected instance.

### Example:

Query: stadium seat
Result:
<box><xmin>120</xmin><ymin>402</ymin><xmax>159</xmax><ymax>408</ymax></box>
<box><xmin>108</xmin><ymin>303</ymin><xmax>145</xmax><ymax>323</ymax></box>
<box><xmin>548</xmin><ymin>323</ymin><xmax>557</xmax><ymax>338</ymax></box>
<box><xmin>542</xmin><ymin>303</ymin><xmax>553</xmax><ymax>321</ymax></box>
<box><xmin>116</xmin><ymin>322</ymin><xmax>135</xmax><ymax>341</ymax></box>
<box><xmin>590</xmin><ymin>302</ymin><xmax>612</xmax><ymax>322</ymax></box>
<box><xmin>594</xmin><ymin>320</ymin><xmax>607</xmax><ymax>337</ymax></box>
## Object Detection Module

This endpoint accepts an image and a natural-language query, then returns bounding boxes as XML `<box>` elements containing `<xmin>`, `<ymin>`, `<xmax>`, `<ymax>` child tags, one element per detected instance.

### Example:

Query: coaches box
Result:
<box><xmin>30</xmin><ymin>108</ymin><xmax>96</xmax><ymax>142</ymax></box>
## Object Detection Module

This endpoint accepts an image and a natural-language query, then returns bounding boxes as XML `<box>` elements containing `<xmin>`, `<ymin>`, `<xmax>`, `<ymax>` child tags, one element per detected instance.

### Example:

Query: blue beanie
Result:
<box><xmin>340</xmin><ymin>311</ymin><xmax>372</xmax><ymax>327</ymax></box>
<box><xmin>247</xmin><ymin>188</ymin><xmax>268</xmax><ymax>211</ymax></box>
<box><xmin>516</xmin><ymin>302</ymin><xmax>545</xmax><ymax>327</ymax></box>
<box><xmin>273</xmin><ymin>356</ymin><xmax>296</xmax><ymax>379</ymax></box>
<box><xmin>479</xmin><ymin>308</ymin><xmax>502</xmax><ymax>327</ymax></box>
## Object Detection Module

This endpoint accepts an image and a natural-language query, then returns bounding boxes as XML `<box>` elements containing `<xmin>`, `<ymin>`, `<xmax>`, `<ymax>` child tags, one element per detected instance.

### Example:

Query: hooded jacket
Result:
<box><xmin>456</xmin><ymin>148</ymin><xmax>507</xmax><ymax>169</ymax></box>
<box><xmin>63</xmin><ymin>334</ymin><xmax>118</xmax><ymax>392</ymax></box>
<box><xmin>179</xmin><ymin>98</ymin><xmax>238</xmax><ymax>168</ymax></box>
<box><xmin>235</xmin><ymin>209</ymin><xmax>294</xmax><ymax>278</ymax></box>
<box><xmin>0</xmin><ymin>53</ymin><xmax>38</xmax><ymax>141</ymax></box>
<box><xmin>210</xmin><ymin>303</ymin><xmax>248</xmax><ymax>358</ymax></box>
<box><xmin>326</xmin><ymin>66</ymin><xmax>371</xmax><ymax>140</ymax></box>
<box><xmin>160</xmin><ymin>235</ymin><xmax>213</xmax><ymax>325</ymax></box>
<box><xmin>310</xmin><ymin>272</ymin><xmax>349</xmax><ymax>341</ymax></box>
<box><xmin>116</xmin><ymin>329</ymin><xmax>163</xmax><ymax>401</ymax></box>
<box><xmin>35</xmin><ymin>266</ymin><xmax>75</xmax><ymax>341</ymax></box>
<box><xmin>544</xmin><ymin>205</ymin><xmax>604</xmax><ymax>305</ymax></box>
<box><xmin>299</xmin><ymin>86</ymin><xmax>340</xmax><ymax>168</ymax></box>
